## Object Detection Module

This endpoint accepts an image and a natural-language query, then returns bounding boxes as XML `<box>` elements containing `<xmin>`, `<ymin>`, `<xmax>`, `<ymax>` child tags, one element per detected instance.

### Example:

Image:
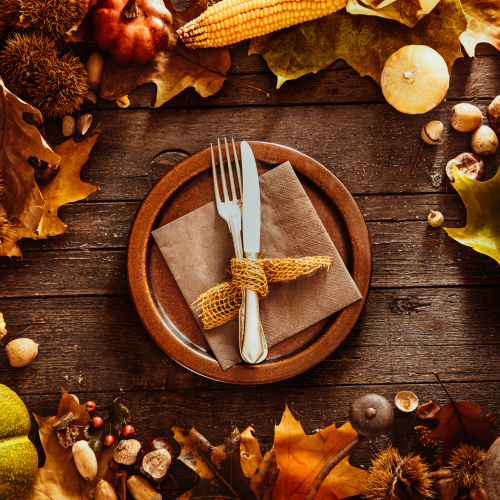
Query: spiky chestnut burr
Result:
<box><xmin>0</xmin><ymin>0</ymin><xmax>87</xmax><ymax>40</ymax></box>
<box><xmin>26</xmin><ymin>52</ymin><xmax>89</xmax><ymax>118</ymax></box>
<box><xmin>362</xmin><ymin>445</ymin><xmax>434</xmax><ymax>500</ymax></box>
<box><xmin>448</xmin><ymin>443</ymin><xmax>486</xmax><ymax>489</ymax></box>
<box><xmin>0</xmin><ymin>32</ymin><xmax>58</xmax><ymax>97</ymax></box>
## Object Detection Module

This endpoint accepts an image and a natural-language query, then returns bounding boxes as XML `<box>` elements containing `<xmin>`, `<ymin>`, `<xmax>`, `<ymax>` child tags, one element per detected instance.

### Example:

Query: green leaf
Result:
<box><xmin>249</xmin><ymin>0</ymin><xmax>467</xmax><ymax>88</ymax></box>
<box><xmin>83</xmin><ymin>397</ymin><xmax>131</xmax><ymax>452</ymax></box>
<box><xmin>445</xmin><ymin>166</ymin><xmax>500</xmax><ymax>265</ymax></box>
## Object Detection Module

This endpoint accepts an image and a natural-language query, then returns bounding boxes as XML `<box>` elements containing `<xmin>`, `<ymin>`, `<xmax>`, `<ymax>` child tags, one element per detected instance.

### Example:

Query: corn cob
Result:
<box><xmin>177</xmin><ymin>0</ymin><xmax>347</xmax><ymax>48</ymax></box>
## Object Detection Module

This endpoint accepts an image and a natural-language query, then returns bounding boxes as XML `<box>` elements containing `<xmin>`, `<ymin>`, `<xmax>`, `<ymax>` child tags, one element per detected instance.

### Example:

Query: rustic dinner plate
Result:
<box><xmin>127</xmin><ymin>142</ymin><xmax>372</xmax><ymax>384</ymax></box>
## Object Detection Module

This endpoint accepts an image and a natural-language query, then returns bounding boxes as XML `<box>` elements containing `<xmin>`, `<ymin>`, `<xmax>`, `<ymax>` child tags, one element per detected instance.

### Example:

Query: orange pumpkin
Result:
<box><xmin>93</xmin><ymin>0</ymin><xmax>173</xmax><ymax>64</ymax></box>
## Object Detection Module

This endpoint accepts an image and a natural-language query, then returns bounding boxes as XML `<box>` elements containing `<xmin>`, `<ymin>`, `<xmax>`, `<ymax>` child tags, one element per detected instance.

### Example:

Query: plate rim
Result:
<box><xmin>127</xmin><ymin>141</ymin><xmax>372</xmax><ymax>385</ymax></box>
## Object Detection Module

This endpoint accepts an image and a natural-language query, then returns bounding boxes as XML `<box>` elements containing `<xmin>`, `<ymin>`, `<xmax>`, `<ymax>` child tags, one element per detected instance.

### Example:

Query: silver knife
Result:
<box><xmin>240</xmin><ymin>141</ymin><xmax>268</xmax><ymax>364</ymax></box>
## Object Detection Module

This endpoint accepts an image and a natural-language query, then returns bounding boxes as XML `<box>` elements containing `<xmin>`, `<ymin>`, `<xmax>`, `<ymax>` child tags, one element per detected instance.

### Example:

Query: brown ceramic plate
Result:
<box><xmin>127</xmin><ymin>142</ymin><xmax>372</xmax><ymax>384</ymax></box>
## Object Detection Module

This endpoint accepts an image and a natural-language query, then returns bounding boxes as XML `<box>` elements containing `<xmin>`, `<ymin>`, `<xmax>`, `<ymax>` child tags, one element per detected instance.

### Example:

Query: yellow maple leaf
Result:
<box><xmin>273</xmin><ymin>405</ymin><xmax>368</xmax><ymax>500</ymax></box>
<box><xmin>27</xmin><ymin>388</ymin><xmax>115</xmax><ymax>500</ymax></box>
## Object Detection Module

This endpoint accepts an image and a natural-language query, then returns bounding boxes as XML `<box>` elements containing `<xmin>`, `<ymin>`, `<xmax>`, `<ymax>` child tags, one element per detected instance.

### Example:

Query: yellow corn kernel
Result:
<box><xmin>177</xmin><ymin>0</ymin><xmax>347</xmax><ymax>48</ymax></box>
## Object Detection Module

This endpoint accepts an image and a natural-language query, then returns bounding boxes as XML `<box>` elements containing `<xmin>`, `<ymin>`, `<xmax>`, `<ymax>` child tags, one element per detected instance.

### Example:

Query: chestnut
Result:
<box><xmin>28</xmin><ymin>156</ymin><xmax>58</xmax><ymax>185</ymax></box>
<box><xmin>445</xmin><ymin>152</ymin><xmax>485</xmax><ymax>191</ymax></box>
<box><xmin>137</xmin><ymin>438</ymin><xmax>173</xmax><ymax>483</ymax></box>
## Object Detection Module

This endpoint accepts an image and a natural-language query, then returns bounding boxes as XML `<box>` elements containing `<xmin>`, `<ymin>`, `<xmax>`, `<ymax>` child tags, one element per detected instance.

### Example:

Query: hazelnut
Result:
<box><xmin>114</xmin><ymin>439</ymin><xmax>141</xmax><ymax>465</ymax></box>
<box><xmin>62</xmin><ymin>115</ymin><xmax>76</xmax><ymax>136</ymax></box>
<box><xmin>445</xmin><ymin>152</ymin><xmax>485</xmax><ymax>191</ymax></box>
<box><xmin>471</xmin><ymin>125</ymin><xmax>498</xmax><ymax>155</ymax></box>
<box><xmin>421</xmin><ymin>120</ymin><xmax>444</xmax><ymax>144</ymax></box>
<box><xmin>5</xmin><ymin>338</ymin><xmax>39</xmax><ymax>367</ymax></box>
<box><xmin>77</xmin><ymin>114</ymin><xmax>93</xmax><ymax>136</ymax></box>
<box><xmin>450</xmin><ymin>103</ymin><xmax>483</xmax><ymax>132</ymax></box>
<box><xmin>137</xmin><ymin>438</ymin><xmax>173</xmax><ymax>483</ymax></box>
<box><xmin>487</xmin><ymin>95</ymin><xmax>500</xmax><ymax>133</ymax></box>
<box><xmin>428</xmin><ymin>210</ymin><xmax>444</xmax><ymax>228</ymax></box>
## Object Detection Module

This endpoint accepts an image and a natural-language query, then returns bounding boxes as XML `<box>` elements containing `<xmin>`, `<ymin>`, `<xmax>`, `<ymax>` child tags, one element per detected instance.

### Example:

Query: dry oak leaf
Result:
<box><xmin>99</xmin><ymin>0</ymin><xmax>230</xmax><ymax>107</ymax></box>
<box><xmin>0</xmin><ymin>78</ymin><xmax>60</xmax><ymax>232</ymax></box>
<box><xmin>26</xmin><ymin>387</ymin><xmax>115</xmax><ymax>500</ymax></box>
<box><xmin>426</xmin><ymin>401</ymin><xmax>498</xmax><ymax>461</ymax></box>
<box><xmin>460</xmin><ymin>0</ymin><xmax>500</xmax><ymax>56</ymax></box>
<box><xmin>173</xmin><ymin>426</ymin><xmax>278</xmax><ymax>500</ymax></box>
<box><xmin>249</xmin><ymin>0</ymin><xmax>466</xmax><ymax>88</ymax></box>
<box><xmin>273</xmin><ymin>405</ymin><xmax>368</xmax><ymax>500</ymax></box>
<box><xmin>0</xmin><ymin>134</ymin><xmax>99</xmax><ymax>257</ymax></box>
<box><xmin>445</xmin><ymin>165</ymin><xmax>500</xmax><ymax>265</ymax></box>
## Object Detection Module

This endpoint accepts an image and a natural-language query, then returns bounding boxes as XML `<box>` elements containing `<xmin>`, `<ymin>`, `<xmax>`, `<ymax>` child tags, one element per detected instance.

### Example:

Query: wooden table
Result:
<box><xmin>1</xmin><ymin>39</ymin><xmax>500</xmax><ymax>498</ymax></box>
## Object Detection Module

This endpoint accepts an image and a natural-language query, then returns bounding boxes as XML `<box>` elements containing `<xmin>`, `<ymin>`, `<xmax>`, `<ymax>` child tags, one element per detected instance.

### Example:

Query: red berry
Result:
<box><xmin>122</xmin><ymin>424</ymin><xmax>135</xmax><ymax>437</ymax></box>
<box><xmin>85</xmin><ymin>401</ymin><xmax>97</xmax><ymax>413</ymax></box>
<box><xmin>104</xmin><ymin>434</ymin><xmax>115</xmax><ymax>446</ymax></box>
<box><xmin>92</xmin><ymin>416</ymin><xmax>104</xmax><ymax>428</ymax></box>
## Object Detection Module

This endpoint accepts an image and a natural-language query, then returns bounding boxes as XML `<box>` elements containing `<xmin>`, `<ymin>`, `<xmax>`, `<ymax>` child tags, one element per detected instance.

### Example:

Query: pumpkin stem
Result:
<box><xmin>403</xmin><ymin>62</ymin><xmax>421</xmax><ymax>84</ymax></box>
<box><xmin>122</xmin><ymin>0</ymin><xmax>139</xmax><ymax>19</ymax></box>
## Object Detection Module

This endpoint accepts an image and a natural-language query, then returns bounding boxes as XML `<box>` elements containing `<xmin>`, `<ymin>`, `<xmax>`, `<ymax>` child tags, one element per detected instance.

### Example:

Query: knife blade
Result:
<box><xmin>240</xmin><ymin>141</ymin><xmax>268</xmax><ymax>364</ymax></box>
<box><xmin>242</xmin><ymin>142</ymin><xmax>260</xmax><ymax>255</ymax></box>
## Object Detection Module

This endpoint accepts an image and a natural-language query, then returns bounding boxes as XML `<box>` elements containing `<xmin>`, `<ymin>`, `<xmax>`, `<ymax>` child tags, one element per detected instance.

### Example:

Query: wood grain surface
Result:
<box><xmin>1</xmin><ymin>41</ymin><xmax>499</xmax><ymax>499</ymax></box>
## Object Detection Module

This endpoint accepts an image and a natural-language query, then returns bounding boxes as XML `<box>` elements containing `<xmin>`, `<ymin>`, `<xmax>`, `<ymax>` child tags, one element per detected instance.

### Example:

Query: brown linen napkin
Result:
<box><xmin>152</xmin><ymin>162</ymin><xmax>362</xmax><ymax>370</ymax></box>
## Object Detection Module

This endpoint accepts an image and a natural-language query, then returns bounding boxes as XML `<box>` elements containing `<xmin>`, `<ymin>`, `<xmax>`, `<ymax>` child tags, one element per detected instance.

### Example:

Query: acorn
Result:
<box><xmin>428</xmin><ymin>210</ymin><xmax>444</xmax><ymax>228</ymax></box>
<box><xmin>421</xmin><ymin>120</ymin><xmax>444</xmax><ymax>145</ymax></box>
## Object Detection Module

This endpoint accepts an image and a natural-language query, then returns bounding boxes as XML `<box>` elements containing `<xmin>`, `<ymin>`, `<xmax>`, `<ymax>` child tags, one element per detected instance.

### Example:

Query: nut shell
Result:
<box><xmin>114</xmin><ymin>439</ymin><xmax>141</xmax><ymax>465</ymax></box>
<box><xmin>445</xmin><ymin>152</ymin><xmax>485</xmax><ymax>191</ymax></box>
<box><xmin>349</xmin><ymin>393</ymin><xmax>394</xmax><ymax>438</ymax></box>
<box><xmin>138</xmin><ymin>438</ymin><xmax>173</xmax><ymax>483</ymax></box>
<box><xmin>450</xmin><ymin>103</ymin><xmax>483</xmax><ymax>132</ymax></box>
<box><xmin>471</xmin><ymin>125</ymin><xmax>498</xmax><ymax>155</ymax></box>
<box><xmin>5</xmin><ymin>338</ymin><xmax>39</xmax><ymax>367</ymax></box>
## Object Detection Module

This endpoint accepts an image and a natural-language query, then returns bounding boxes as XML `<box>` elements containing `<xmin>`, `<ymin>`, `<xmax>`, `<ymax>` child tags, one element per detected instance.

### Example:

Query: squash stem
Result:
<box><xmin>122</xmin><ymin>0</ymin><xmax>139</xmax><ymax>19</ymax></box>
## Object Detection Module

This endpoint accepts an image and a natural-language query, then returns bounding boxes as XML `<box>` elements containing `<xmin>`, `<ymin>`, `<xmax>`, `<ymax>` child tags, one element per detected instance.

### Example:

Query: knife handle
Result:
<box><xmin>241</xmin><ymin>253</ymin><xmax>268</xmax><ymax>364</ymax></box>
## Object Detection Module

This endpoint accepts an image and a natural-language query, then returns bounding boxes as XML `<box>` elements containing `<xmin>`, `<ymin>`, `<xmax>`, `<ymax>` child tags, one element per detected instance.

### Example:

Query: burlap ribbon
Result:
<box><xmin>193</xmin><ymin>256</ymin><xmax>333</xmax><ymax>330</ymax></box>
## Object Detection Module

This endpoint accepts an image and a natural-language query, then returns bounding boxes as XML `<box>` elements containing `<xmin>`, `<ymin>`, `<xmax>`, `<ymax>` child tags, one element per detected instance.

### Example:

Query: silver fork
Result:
<box><xmin>211</xmin><ymin>138</ymin><xmax>247</xmax><ymax>359</ymax></box>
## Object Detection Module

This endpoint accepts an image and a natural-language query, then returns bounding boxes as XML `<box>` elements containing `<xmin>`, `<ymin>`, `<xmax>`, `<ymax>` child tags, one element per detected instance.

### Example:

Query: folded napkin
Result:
<box><xmin>152</xmin><ymin>162</ymin><xmax>362</xmax><ymax>370</ymax></box>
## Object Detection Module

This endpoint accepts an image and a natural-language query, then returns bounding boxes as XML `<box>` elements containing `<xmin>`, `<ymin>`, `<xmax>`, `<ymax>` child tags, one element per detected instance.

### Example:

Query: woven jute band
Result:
<box><xmin>193</xmin><ymin>255</ymin><xmax>333</xmax><ymax>330</ymax></box>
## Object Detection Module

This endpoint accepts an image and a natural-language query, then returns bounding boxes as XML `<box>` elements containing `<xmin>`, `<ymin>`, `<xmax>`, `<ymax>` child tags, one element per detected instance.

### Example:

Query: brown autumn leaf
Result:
<box><xmin>0</xmin><ymin>78</ymin><xmax>60</xmax><ymax>233</ymax></box>
<box><xmin>173</xmin><ymin>426</ymin><xmax>278</xmax><ymax>500</ymax></box>
<box><xmin>273</xmin><ymin>405</ymin><xmax>368</xmax><ymax>500</ymax></box>
<box><xmin>426</xmin><ymin>401</ymin><xmax>498</xmax><ymax>460</ymax></box>
<box><xmin>0</xmin><ymin>134</ymin><xmax>100</xmax><ymax>257</ymax></box>
<box><xmin>241</xmin><ymin>426</ymin><xmax>264</xmax><ymax>477</ymax></box>
<box><xmin>459</xmin><ymin>0</ymin><xmax>500</xmax><ymax>56</ymax></box>
<box><xmin>249</xmin><ymin>0</ymin><xmax>466</xmax><ymax>88</ymax></box>
<box><xmin>27</xmin><ymin>388</ymin><xmax>115</xmax><ymax>500</ymax></box>
<box><xmin>99</xmin><ymin>0</ymin><xmax>230</xmax><ymax>107</ymax></box>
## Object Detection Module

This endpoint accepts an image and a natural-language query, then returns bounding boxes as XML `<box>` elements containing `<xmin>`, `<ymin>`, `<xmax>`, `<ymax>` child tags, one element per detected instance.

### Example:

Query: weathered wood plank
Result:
<box><xmin>21</xmin><ymin>382</ymin><xmax>500</xmax><ymax>483</ymax></box>
<box><xmin>1</xmin><ymin>285</ymin><xmax>499</xmax><ymax>395</ymax></box>
<box><xmin>4</xmin><ymin>218</ymin><xmax>499</xmax><ymax>297</ymax></box>
<box><xmin>15</xmin><ymin>194</ymin><xmax>467</xmax><ymax>251</ymax></box>
<box><xmin>45</xmin><ymin>102</ymin><xmax>500</xmax><ymax>200</ymax></box>
<box><xmin>80</xmin><ymin>43</ymin><xmax>500</xmax><ymax>110</ymax></box>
